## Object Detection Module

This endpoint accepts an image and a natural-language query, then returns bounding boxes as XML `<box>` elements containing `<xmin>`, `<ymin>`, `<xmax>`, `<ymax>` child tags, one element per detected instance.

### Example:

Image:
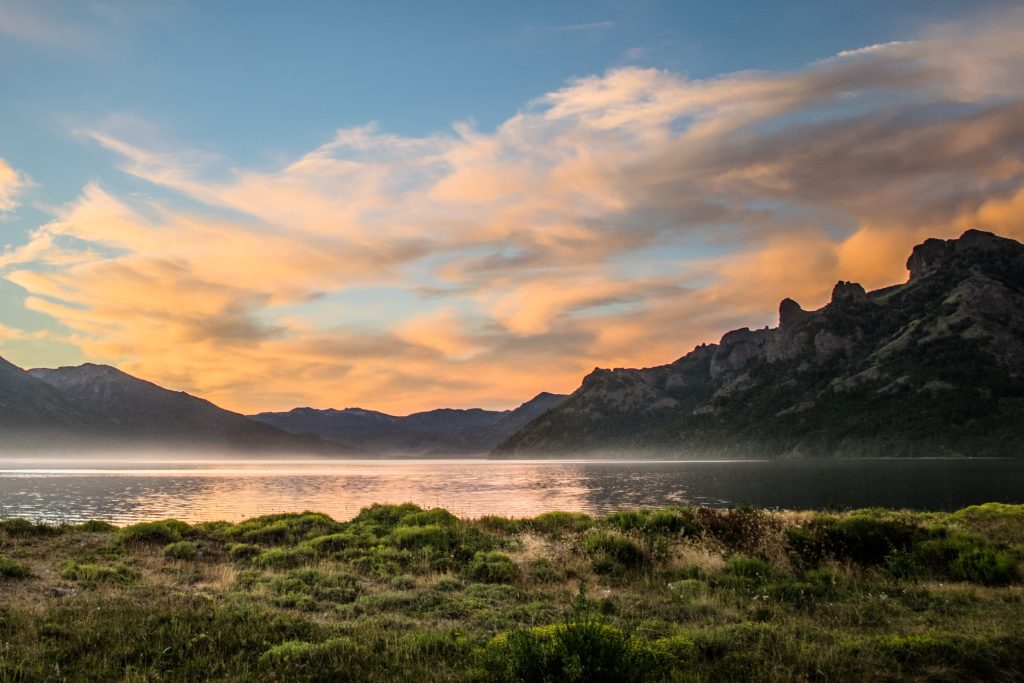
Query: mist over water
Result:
<box><xmin>2</xmin><ymin>456</ymin><xmax>1023</xmax><ymax>524</ymax></box>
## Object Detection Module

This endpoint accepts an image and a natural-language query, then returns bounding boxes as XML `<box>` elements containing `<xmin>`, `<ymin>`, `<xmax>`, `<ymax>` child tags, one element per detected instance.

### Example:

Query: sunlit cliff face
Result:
<box><xmin>2</xmin><ymin>10</ymin><xmax>1024</xmax><ymax>414</ymax></box>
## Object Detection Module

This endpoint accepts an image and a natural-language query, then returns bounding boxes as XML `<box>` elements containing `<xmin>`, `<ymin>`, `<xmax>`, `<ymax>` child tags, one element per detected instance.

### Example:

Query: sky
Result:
<box><xmin>2</xmin><ymin>1</ymin><xmax>1024</xmax><ymax>415</ymax></box>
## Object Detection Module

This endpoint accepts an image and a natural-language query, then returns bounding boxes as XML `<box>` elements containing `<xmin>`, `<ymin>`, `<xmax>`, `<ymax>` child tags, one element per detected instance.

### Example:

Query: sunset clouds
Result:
<box><xmin>3</xmin><ymin>9</ymin><xmax>1024</xmax><ymax>413</ymax></box>
<box><xmin>0</xmin><ymin>159</ymin><xmax>30</xmax><ymax>214</ymax></box>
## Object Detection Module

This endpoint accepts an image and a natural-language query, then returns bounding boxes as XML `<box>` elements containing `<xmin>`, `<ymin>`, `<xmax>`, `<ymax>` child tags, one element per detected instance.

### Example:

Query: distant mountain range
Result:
<box><xmin>0</xmin><ymin>353</ymin><xmax>565</xmax><ymax>456</ymax></box>
<box><xmin>495</xmin><ymin>230</ymin><xmax>1024</xmax><ymax>458</ymax></box>
<box><xmin>3</xmin><ymin>229</ymin><xmax>1022</xmax><ymax>458</ymax></box>
<box><xmin>0</xmin><ymin>359</ymin><xmax>336</xmax><ymax>453</ymax></box>
<box><xmin>250</xmin><ymin>392</ymin><xmax>566</xmax><ymax>456</ymax></box>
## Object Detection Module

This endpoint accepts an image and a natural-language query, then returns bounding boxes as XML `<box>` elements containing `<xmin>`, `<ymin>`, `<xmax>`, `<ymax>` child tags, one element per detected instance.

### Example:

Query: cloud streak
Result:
<box><xmin>0</xmin><ymin>158</ymin><xmax>30</xmax><ymax>215</ymax></box>
<box><xmin>5</xmin><ymin>9</ymin><xmax>1024</xmax><ymax>413</ymax></box>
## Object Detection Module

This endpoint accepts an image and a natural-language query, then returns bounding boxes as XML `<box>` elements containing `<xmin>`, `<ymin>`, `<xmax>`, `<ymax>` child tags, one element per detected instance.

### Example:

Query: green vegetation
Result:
<box><xmin>0</xmin><ymin>502</ymin><xmax>1022</xmax><ymax>681</ymax></box>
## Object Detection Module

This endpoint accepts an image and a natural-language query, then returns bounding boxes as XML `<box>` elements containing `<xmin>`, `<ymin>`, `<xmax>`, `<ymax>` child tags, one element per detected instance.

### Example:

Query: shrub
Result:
<box><xmin>389</xmin><ymin>524</ymin><xmax>459</xmax><ymax>552</ymax></box>
<box><xmin>527</xmin><ymin>557</ymin><xmax>563</xmax><ymax>583</ymax></box>
<box><xmin>114</xmin><ymin>519</ymin><xmax>191</xmax><ymax>545</ymax></box>
<box><xmin>604</xmin><ymin>508</ymin><xmax>700</xmax><ymax>537</ymax></box>
<box><xmin>526</xmin><ymin>511</ymin><xmax>594</xmax><ymax>535</ymax></box>
<box><xmin>477</xmin><ymin>515</ymin><xmax>523</xmax><ymax>534</ymax></box>
<box><xmin>74</xmin><ymin>520</ymin><xmax>116</xmax><ymax>533</ymax></box>
<box><xmin>697</xmin><ymin>506</ymin><xmax>779</xmax><ymax>554</ymax></box>
<box><xmin>163</xmin><ymin>541</ymin><xmax>199</xmax><ymax>560</ymax></box>
<box><xmin>0</xmin><ymin>518</ymin><xmax>62</xmax><ymax>537</ymax></box>
<box><xmin>398</xmin><ymin>508</ymin><xmax>459</xmax><ymax>527</ymax></box>
<box><xmin>258</xmin><ymin>638</ymin><xmax>369</xmax><ymax>682</ymax></box>
<box><xmin>467</xmin><ymin>552</ymin><xmax>518</xmax><ymax>584</ymax></box>
<box><xmin>652</xmin><ymin>634</ymin><xmax>698</xmax><ymax>666</ymax></box>
<box><xmin>254</xmin><ymin>546</ymin><xmax>315</xmax><ymax>569</ymax></box>
<box><xmin>306</xmin><ymin>533</ymin><xmax>357</xmax><ymax>555</ymax></box>
<box><xmin>585</xmin><ymin>532</ymin><xmax>647</xmax><ymax>575</ymax></box>
<box><xmin>483</xmin><ymin>620</ymin><xmax>671</xmax><ymax>683</ymax></box>
<box><xmin>226</xmin><ymin>512</ymin><xmax>343</xmax><ymax>545</ymax></box>
<box><xmin>229</xmin><ymin>543</ymin><xmax>262</xmax><ymax>561</ymax></box>
<box><xmin>348</xmin><ymin>546</ymin><xmax>411</xmax><ymax>579</ymax></box>
<box><xmin>724</xmin><ymin>554</ymin><xmax>773</xmax><ymax>579</ymax></box>
<box><xmin>950</xmin><ymin>546</ymin><xmax>1018</xmax><ymax>585</ymax></box>
<box><xmin>59</xmin><ymin>561</ymin><xmax>138</xmax><ymax>585</ymax></box>
<box><xmin>790</xmin><ymin>514</ymin><xmax>932</xmax><ymax>567</ymax></box>
<box><xmin>348</xmin><ymin>503</ymin><xmax>424</xmax><ymax>535</ymax></box>
<box><xmin>0</xmin><ymin>555</ymin><xmax>29</xmax><ymax>579</ymax></box>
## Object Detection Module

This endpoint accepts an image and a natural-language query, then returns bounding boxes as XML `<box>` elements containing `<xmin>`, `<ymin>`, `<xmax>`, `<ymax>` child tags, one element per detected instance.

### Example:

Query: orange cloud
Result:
<box><xmin>4</xmin><ymin>9</ymin><xmax>1024</xmax><ymax>414</ymax></box>
<box><xmin>0</xmin><ymin>158</ymin><xmax>30</xmax><ymax>214</ymax></box>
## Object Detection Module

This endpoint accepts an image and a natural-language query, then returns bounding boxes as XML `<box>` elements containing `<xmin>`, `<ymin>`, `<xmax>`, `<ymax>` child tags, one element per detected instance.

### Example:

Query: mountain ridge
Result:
<box><xmin>494</xmin><ymin>229</ymin><xmax>1024</xmax><ymax>458</ymax></box>
<box><xmin>251</xmin><ymin>392</ymin><xmax>568</xmax><ymax>456</ymax></box>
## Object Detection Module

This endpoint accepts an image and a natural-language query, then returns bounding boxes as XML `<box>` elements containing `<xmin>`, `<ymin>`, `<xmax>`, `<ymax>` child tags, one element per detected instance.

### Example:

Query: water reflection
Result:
<box><xmin>0</xmin><ymin>458</ymin><xmax>1022</xmax><ymax>524</ymax></box>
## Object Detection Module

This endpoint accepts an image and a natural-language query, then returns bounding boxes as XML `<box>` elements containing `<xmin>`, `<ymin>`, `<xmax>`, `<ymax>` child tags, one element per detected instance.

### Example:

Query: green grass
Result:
<box><xmin>0</xmin><ymin>503</ymin><xmax>1022</xmax><ymax>681</ymax></box>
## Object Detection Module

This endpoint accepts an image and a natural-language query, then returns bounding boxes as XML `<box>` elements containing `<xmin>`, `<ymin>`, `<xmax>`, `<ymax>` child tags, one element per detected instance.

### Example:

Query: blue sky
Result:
<box><xmin>1</xmin><ymin>0</ymin><xmax>1023</xmax><ymax>412</ymax></box>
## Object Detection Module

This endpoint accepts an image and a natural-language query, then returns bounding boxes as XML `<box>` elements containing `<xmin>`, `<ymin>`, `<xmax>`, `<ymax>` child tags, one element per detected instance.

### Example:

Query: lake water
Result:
<box><xmin>1</xmin><ymin>458</ymin><xmax>1022</xmax><ymax>525</ymax></box>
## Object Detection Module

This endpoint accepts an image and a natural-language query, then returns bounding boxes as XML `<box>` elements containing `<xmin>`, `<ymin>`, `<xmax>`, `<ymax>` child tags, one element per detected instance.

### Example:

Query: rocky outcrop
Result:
<box><xmin>495</xmin><ymin>230</ymin><xmax>1024</xmax><ymax>458</ymax></box>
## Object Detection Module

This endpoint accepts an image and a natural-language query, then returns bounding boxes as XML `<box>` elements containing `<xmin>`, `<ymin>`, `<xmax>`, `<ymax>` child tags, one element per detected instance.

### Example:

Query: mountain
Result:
<box><xmin>251</xmin><ymin>392</ymin><xmax>567</xmax><ymax>456</ymax></box>
<box><xmin>0</xmin><ymin>356</ymin><xmax>114</xmax><ymax>447</ymax></box>
<box><xmin>22</xmin><ymin>363</ymin><xmax>338</xmax><ymax>453</ymax></box>
<box><xmin>495</xmin><ymin>230</ymin><xmax>1024</xmax><ymax>458</ymax></box>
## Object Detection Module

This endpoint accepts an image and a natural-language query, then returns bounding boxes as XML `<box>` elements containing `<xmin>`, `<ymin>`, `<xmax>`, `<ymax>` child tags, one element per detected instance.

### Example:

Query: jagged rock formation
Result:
<box><xmin>495</xmin><ymin>230</ymin><xmax>1024</xmax><ymax>458</ymax></box>
<box><xmin>251</xmin><ymin>392</ymin><xmax>567</xmax><ymax>456</ymax></box>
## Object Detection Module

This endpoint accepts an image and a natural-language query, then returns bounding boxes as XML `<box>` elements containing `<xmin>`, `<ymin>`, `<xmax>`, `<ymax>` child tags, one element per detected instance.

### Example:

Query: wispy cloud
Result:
<box><xmin>5</xmin><ymin>8</ymin><xmax>1024</xmax><ymax>412</ymax></box>
<box><xmin>0</xmin><ymin>158</ymin><xmax>30</xmax><ymax>215</ymax></box>
<box><xmin>0</xmin><ymin>0</ymin><xmax>166</xmax><ymax>49</ymax></box>
<box><xmin>534</xmin><ymin>21</ymin><xmax>616</xmax><ymax>33</ymax></box>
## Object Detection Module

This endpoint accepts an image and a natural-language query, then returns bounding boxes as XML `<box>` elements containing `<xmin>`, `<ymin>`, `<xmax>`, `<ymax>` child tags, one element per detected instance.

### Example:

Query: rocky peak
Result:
<box><xmin>830</xmin><ymin>281</ymin><xmax>868</xmax><ymax>304</ymax></box>
<box><xmin>907</xmin><ymin>238</ymin><xmax>948</xmax><ymax>280</ymax></box>
<box><xmin>906</xmin><ymin>229</ymin><xmax>1012</xmax><ymax>280</ymax></box>
<box><xmin>778</xmin><ymin>298</ymin><xmax>809</xmax><ymax>329</ymax></box>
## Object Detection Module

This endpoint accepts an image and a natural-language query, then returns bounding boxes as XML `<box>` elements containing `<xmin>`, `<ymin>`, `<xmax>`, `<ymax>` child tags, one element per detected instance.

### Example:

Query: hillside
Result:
<box><xmin>0</xmin><ymin>356</ymin><xmax>114</xmax><ymax>448</ymax></box>
<box><xmin>495</xmin><ymin>230</ymin><xmax>1024</xmax><ymax>458</ymax></box>
<box><xmin>8</xmin><ymin>362</ymin><xmax>338</xmax><ymax>454</ymax></box>
<box><xmin>252</xmin><ymin>392</ymin><xmax>566</xmax><ymax>456</ymax></box>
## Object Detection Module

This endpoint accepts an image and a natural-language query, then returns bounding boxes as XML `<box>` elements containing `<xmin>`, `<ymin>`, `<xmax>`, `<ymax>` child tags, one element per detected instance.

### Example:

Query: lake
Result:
<box><xmin>1</xmin><ymin>457</ymin><xmax>1022</xmax><ymax>525</ymax></box>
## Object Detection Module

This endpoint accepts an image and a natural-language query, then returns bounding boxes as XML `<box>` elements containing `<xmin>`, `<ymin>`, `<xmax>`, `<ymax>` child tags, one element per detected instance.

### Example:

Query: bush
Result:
<box><xmin>399</xmin><ymin>508</ymin><xmax>459</xmax><ymax>527</ymax></box>
<box><xmin>306</xmin><ymin>533</ymin><xmax>357</xmax><ymax>555</ymax></box>
<box><xmin>697</xmin><ymin>506</ymin><xmax>778</xmax><ymax>553</ymax></box>
<box><xmin>467</xmin><ymin>552</ymin><xmax>518</xmax><ymax>584</ymax></box>
<box><xmin>724</xmin><ymin>554</ymin><xmax>773</xmax><ymax>579</ymax></box>
<box><xmin>254</xmin><ymin>547</ymin><xmax>315</xmax><ymax>569</ymax></box>
<box><xmin>389</xmin><ymin>524</ymin><xmax>459</xmax><ymax>552</ymax></box>
<box><xmin>0</xmin><ymin>555</ymin><xmax>29</xmax><ymax>579</ymax></box>
<box><xmin>526</xmin><ymin>512</ymin><xmax>594</xmax><ymax>536</ymax></box>
<box><xmin>604</xmin><ymin>508</ymin><xmax>700</xmax><ymax>537</ymax></box>
<box><xmin>477</xmin><ymin>516</ymin><xmax>523</xmax><ymax>534</ymax></box>
<box><xmin>527</xmin><ymin>557</ymin><xmax>564</xmax><ymax>583</ymax></box>
<box><xmin>59</xmin><ymin>561</ymin><xmax>138</xmax><ymax>585</ymax></box>
<box><xmin>74</xmin><ymin>520</ymin><xmax>116</xmax><ymax>533</ymax></box>
<box><xmin>790</xmin><ymin>514</ymin><xmax>931</xmax><ymax>567</ymax></box>
<box><xmin>226</xmin><ymin>513</ymin><xmax>343</xmax><ymax>546</ymax></box>
<box><xmin>258</xmin><ymin>638</ymin><xmax>369</xmax><ymax>682</ymax></box>
<box><xmin>483</xmin><ymin>620</ymin><xmax>671</xmax><ymax>682</ymax></box>
<box><xmin>348</xmin><ymin>503</ymin><xmax>424</xmax><ymax>535</ymax></box>
<box><xmin>163</xmin><ymin>541</ymin><xmax>199</xmax><ymax>560</ymax></box>
<box><xmin>229</xmin><ymin>543</ymin><xmax>262</xmax><ymax>561</ymax></box>
<box><xmin>950</xmin><ymin>546</ymin><xmax>1018</xmax><ymax>585</ymax></box>
<box><xmin>0</xmin><ymin>518</ymin><xmax>62</xmax><ymax>537</ymax></box>
<box><xmin>585</xmin><ymin>533</ymin><xmax>647</xmax><ymax>575</ymax></box>
<box><xmin>114</xmin><ymin>519</ymin><xmax>191</xmax><ymax>545</ymax></box>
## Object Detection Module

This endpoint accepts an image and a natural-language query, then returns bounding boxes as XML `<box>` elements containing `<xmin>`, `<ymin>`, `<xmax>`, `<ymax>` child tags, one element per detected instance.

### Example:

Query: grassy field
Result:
<box><xmin>1</xmin><ymin>503</ymin><xmax>1022</xmax><ymax>682</ymax></box>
